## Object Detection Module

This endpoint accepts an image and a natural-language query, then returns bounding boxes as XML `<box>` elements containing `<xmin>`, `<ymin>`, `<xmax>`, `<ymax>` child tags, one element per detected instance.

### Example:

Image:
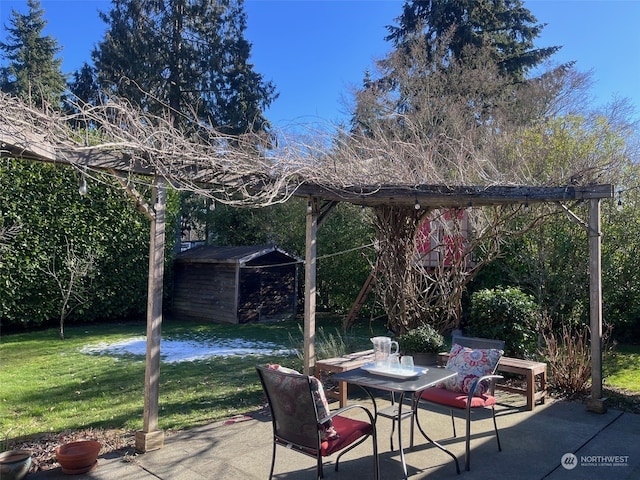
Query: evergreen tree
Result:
<box><xmin>346</xmin><ymin>0</ymin><xmax>568</xmax><ymax>333</ymax></box>
<box><xmin>386</xmin><ymin>0</ymin><xmax>560</xmax><ymax>82</ymax></box>
<box><xmin>67</xmin><ymin>62</ymin><xmax>101</xmax><ymax>107</ymax></box>
<box><xmin>0</xmin><ymin>0</ymin><xmax>67</xmax><ymax>108</ymax></box>
<box><xmin>65</xmin><ymin>62</ymin><xmax>104</xmax><ymax>129</ymax></box>
<box><xmin>92</xmin><ymin>0</ymin><xmax>281</xmax><ymax>266</ymax></box>
<box><xmin>92</xmin><ymin>0</ymin><xmax>277</xmax><ymax>135</ymax></box>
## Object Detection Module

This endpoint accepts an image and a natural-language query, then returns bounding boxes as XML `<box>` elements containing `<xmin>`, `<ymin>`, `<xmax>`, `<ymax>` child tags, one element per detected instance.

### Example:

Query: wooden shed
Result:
<box><xmin>171</xmin><ymin>245</ymin><xmax>300</xmax><ymax>324</ymax></box>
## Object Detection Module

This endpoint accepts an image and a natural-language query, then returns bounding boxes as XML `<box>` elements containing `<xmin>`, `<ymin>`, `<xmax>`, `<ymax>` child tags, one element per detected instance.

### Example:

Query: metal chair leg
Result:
<box><xmin>492</xmin><ymin>405</ymin><xmax>502</xmax><ymax>451</ymax></box>
<box><xmin>317</xmin><ymin>453</ymin><xmax>323</xmax><ymax>479</ymax></box>
<box><xmin>450</xmin><ymin>409</ymin><xmax>457</xmax><ymax>437</ymax></box>
<box><xmin>465</xmin><ymin>406</ymin><xmax>472</xmax><ymax>471</ymax></box>
<box><xmin>269</xmin><ymin>442</ymin><xmax>277</xmax><ymax>480</ymax></box>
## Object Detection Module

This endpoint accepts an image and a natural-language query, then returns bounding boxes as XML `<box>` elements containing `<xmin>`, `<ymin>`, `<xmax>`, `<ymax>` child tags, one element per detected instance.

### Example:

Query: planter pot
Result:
<box><xmin>55</xmin><ymin>440</ymin><xmax>101</xmax><ymax>475</ymax></box>
<box><xmin>0</xmin><ymin>449</ymin><xmax>32</xmax><ymax>480</ymax></box>
<box><xmin>410</xmin><ymin>352</ymin><xmax>439</xmax><ymax>367</ymax></box>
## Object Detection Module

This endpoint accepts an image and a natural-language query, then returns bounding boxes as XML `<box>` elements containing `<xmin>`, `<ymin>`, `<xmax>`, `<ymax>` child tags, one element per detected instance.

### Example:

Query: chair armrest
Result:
<box><xmin>467</xmin><ymin>374</ymin><xmax>503</xmax><ymax>401</ymax></box>
<box><xmin>323</xmin><ymin>404</ymin><xmax>376</xmax><ymax>425</ymax></box>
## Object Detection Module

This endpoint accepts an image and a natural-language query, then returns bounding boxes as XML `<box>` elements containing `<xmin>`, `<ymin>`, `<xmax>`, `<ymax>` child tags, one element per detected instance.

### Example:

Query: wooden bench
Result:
<box><xmin>314</xmin><ymin>349</ymin><xmax>375</xmax><ymax>407</ymax></box>
<box><xmin>438</xmin><ymin>352</ymin><xmax>547</xmax><ymax>411</ymax></box>
<box><xmin>495</xmin><ymin>357</ymin><xmax>547</xmax><ymax>410</ymax></box>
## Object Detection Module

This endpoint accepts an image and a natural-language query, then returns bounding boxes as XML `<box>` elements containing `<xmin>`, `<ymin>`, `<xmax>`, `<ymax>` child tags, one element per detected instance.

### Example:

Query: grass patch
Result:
<box><xmin>604</xmin><ymin>343</ymin><xmax>640</xmax><ymax>392</ymax></box>
<box><xmin>0</xmin><ymin>315</ymin><xmax>384</xmax><ymax>444</ymax></box>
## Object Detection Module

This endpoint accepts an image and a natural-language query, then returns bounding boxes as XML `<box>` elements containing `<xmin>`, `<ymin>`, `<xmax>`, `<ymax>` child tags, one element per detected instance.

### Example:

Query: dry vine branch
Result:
<box><xmin>0</xmin><ymin>92</ymin><xmax>310</xmax><ymax>208</ymax></box>
<box><xmin>0</xmin><ymin>88</ymin><xmax>621</xmax><ymax>203</ymax></box>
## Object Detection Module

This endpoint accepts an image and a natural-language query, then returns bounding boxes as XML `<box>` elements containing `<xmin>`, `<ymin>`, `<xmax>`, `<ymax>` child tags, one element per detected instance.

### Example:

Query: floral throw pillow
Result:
<box><xmin>442</xmin><ymin>344</ymin><xmax>503</xmax><ymax>396</ymax></box>
<box><xmin>266</xmin><ymin>364</ymin><xmax>338</xmax><ymax>440</ymax></box>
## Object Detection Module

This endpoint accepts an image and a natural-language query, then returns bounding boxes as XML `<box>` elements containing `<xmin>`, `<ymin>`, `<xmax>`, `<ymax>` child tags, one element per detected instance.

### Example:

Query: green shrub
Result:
<box><xmin>467</xmin><ymin>286</ymin><xmax>539</xmax><ymax>358</ymax></box>
<box><xmin>397</xmin><ymin>323</ymin><xmax>445</xmax><ymax>354</ymax></box>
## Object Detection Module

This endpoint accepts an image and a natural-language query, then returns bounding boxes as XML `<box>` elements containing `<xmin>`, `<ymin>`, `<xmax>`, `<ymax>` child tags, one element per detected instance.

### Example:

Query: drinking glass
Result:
<box><xmin>388</xmin><ymin>353</ymin><xmax>401</xmax><ymax>370</ymax></box>
<box><xmin>401</xmin><ymin>355</ymin><xmax>414</xmax><ymax>371</ymax></box>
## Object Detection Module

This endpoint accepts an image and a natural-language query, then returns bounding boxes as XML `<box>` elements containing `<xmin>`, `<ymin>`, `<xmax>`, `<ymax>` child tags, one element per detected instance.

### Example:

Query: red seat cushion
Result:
<box><xmin>420</xmin><ymin>386</ymin><xmax>496</xmax><ymax>409</ymax></box>
<box><xmin>321</xmin><ymin>415</ymin><xmax>372</xmax><ymax>456</ymax></box>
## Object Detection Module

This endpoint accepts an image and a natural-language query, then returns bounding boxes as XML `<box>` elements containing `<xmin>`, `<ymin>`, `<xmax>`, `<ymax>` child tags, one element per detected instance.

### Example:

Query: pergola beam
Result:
<box><xmin>303</xmin><ymin>197</ymin><xmax>320</xmax><ymax>375</ymax></box>
<box><xmin>135</xmin><ymin>175</ymin><xmax>167</xmax><ymax>451</ymax></box>
<box><xmin>293</xmin><ymin>183</ymin><xmax>614</xmax><ymax>208</ymax></box>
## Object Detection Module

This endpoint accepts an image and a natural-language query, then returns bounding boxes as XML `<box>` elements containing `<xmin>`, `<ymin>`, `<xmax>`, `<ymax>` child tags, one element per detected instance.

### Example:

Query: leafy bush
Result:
<box><xmin>467</xmin><ymin>286</ymin><xmax>540</xmax><ymax>358</ymax></box>
<box><xmin>397</xmin><ymin>323</ymin><xmax>445</xmax><ymax>354</ymax></box>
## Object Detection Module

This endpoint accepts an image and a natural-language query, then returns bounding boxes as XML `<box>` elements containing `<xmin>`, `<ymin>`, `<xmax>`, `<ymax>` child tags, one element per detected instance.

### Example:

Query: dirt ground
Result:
<box><xmin>7</xmin><ymin>428</ymin><xmax>136</xmax><ymax>473</ymax></box>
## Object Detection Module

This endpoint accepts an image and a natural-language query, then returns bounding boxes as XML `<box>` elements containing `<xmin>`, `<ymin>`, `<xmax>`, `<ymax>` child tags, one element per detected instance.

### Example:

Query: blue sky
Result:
<box><xmin>1</xmin><ymin>0</ymin><xmax>639</xmax><ymax>127</ymax></box>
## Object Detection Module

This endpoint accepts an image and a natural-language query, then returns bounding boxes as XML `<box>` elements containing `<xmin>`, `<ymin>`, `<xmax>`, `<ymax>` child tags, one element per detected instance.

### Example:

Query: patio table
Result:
<box><xmin>333</xmin><ymin>365</ymin><xmax>459</xmax><ymax>479</ymax></box>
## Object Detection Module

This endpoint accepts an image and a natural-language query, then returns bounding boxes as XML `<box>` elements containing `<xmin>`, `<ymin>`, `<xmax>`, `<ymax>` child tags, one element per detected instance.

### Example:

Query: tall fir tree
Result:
<box><xmin>386</xmin><ymin>0</ymin><xmax>560</xmax><ymax>82</ymax></box>
<box><xmin>92</xmin><ymin>0</ymin><xmax>277</xmax><ymax>135</ymax></box>
<box><xmin>67</xmin><ymin>62</ymin><xmax>101</xmax><ymax>107</ymax></box>
<box><xmin>92</xmin><ymin>0</ymin><xmax>280</xmax><ymax>253</ymax></box>
<box><xmin>0</xmin><ymin>0</ymin><xmax>67</xmax><ymax>108</ymax></box>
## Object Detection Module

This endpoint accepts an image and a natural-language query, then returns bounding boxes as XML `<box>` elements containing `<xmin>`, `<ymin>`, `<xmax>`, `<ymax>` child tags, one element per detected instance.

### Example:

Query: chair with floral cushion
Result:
<box><xmin>415</xmin><ymin>336</ymin><xmax>505</xmax><ymax>471</ymax></box>
<box><xmin>256</xmin><ymin>364</ymin><xmax>379</xmax><ymax>480</ymax></box>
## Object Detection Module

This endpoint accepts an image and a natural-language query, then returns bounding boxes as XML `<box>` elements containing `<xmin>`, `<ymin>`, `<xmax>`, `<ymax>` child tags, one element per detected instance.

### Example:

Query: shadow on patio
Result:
<box><xmin>30</xmin><ymin>391</ymin><xmax>639</xmax><ymax>480</ymax></box>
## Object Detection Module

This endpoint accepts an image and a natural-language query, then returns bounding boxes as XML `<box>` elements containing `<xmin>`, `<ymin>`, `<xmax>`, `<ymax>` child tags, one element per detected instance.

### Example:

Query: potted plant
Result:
<box><xmin>397</xmin><ymin>324</ymin><xmax>445</xmax><ymax>366</ymax></box>
<box><xmin>0</xmin><ymin>449</ymin><xmax>32</xmax><ymax>480</ymax></box>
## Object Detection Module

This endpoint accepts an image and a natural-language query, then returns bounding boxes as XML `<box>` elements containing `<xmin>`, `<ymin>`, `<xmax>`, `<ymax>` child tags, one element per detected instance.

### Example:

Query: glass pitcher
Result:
<box><xmin>370</xmin><ymin>336</ymin><xmax>399</xmax><ymax>367</ymax></box>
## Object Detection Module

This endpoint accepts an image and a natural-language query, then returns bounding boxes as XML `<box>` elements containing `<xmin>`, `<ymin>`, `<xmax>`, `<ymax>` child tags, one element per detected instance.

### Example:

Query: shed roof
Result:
<box><xmin>175</xmin><ymin>245</ymin><xmax>299</xmax><ymax>265</ymax></box>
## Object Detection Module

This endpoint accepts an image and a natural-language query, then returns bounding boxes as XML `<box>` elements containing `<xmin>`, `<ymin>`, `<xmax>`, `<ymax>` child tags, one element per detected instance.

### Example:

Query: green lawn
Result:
<box><xmin>603</xmin><ymin>343</ymin><xmax>640</xmax><ymax>392</ymax></box>
<box><xmin>0</xmin><ymin>316</ymin><xmax>382</xmax><ymax>442</ymax></box>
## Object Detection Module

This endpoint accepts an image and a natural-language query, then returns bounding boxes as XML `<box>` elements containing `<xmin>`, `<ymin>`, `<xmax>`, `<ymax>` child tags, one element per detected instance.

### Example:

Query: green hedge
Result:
<box><xmin>0</xmin><ymin>160</ymin><xmax>178</xmax><ymax>328</ymax></box>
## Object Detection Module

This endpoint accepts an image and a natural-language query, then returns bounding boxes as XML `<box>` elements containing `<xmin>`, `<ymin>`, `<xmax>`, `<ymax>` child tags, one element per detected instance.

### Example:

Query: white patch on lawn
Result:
<box><xmin>81</xmin><ymin>337</ymin><xmax>296</xmax><ymax>363</ymax></box>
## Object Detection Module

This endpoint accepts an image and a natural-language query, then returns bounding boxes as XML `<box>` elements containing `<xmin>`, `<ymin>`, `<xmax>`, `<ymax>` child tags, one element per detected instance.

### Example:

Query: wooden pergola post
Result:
<box><xmin>586</xmin><ymin>197</ymin><xmax>606</xmax><ymax>413</ymax></box>
<box><xmin>303</xmin><ymin>197</ymin><xmax>319</xmax><ymax>375</ymax></box>
<box><xmin>135</xmin><ymin>175</ymin><xmax>167</xmax><ymax>451</ymax></box>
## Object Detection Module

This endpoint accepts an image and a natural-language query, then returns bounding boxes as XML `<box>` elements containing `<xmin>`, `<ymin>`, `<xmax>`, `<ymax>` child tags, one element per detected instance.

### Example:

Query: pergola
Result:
<box><xmin>1</xmin><ymin>128</ymin><xmax>614</xmax><ymax>453</ymax></box>
<box><xmin>294</xmin><ymin>183</ymin><xmax>613</xmax><ymax>404</ymax></box>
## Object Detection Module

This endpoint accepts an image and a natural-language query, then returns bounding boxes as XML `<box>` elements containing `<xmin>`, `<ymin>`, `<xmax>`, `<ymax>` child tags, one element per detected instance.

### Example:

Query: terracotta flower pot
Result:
<box><xmin>0</xmin><ymin>449</ymin><xmax>32</xmax><ymax>480</ymax></box>
<box><xmin>55</xmin><ymin>440</ymin><xmax>101</xmax><ymax>475</ymax></box>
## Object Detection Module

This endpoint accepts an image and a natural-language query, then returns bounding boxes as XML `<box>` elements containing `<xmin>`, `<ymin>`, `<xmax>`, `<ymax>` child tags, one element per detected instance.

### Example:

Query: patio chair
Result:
<box><xmin>256</xmin><ymin>365</ymin><xmax>379</xmax><ymax>480</ymax></box>
<box><xmin>415</xmin><ymin>336</ymin><xmax>505</xmax><ymax>471</ymax></box>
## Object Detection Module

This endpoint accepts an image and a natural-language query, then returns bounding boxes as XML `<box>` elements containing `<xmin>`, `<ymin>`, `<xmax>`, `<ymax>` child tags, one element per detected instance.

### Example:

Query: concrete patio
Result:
<box><xmin>30</xmin><ymin>391</ymin><xmax>639</xmax><ymax>480</ymax></box>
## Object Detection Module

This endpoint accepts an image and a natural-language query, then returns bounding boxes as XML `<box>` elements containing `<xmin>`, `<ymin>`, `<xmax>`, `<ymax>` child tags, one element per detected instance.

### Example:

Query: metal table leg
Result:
<box><xmin>412</xmin><ymin>394</ymin><xmax>461</xmax><ymax>474</ymax></box>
